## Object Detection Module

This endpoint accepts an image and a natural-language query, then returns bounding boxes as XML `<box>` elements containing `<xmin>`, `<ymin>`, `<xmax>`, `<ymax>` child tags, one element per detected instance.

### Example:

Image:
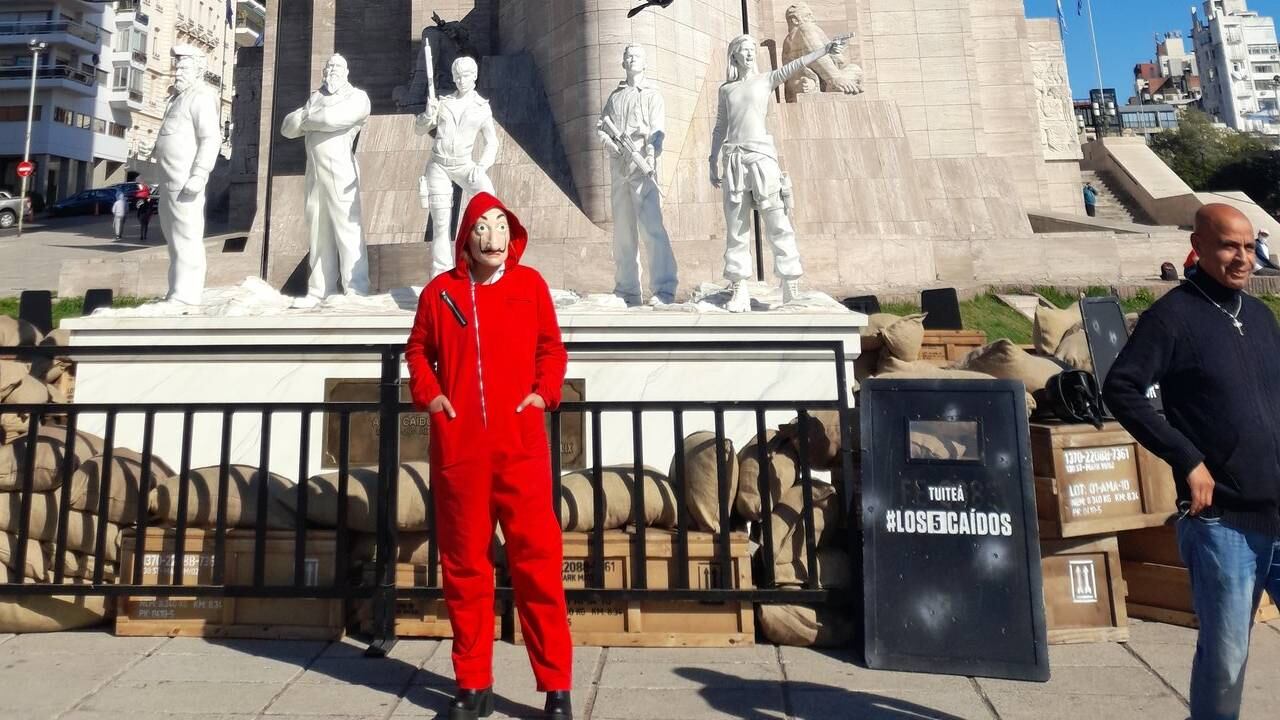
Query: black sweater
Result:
<box><xmin>1103</xmin><ymin>271</ymin><xmax>1280</xmax><ymax>536</ymax></box>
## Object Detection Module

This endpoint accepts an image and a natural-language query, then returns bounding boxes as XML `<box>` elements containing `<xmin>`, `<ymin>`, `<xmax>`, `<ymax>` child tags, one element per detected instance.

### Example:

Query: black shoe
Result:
<box><xmin>448</xmin><ymin>687</ymin><xmax>494</xmax><ymax>720</ymax></box>
<box><xmin>544</xmin><ymin>690</ymin><xmax>572</xmax><ymax>719</ymax></box>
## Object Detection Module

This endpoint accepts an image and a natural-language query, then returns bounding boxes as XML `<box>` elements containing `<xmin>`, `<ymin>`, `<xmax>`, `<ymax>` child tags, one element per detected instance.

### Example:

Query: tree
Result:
<box><xmin>1207</xmin><ymin>151</ymin><xmax>1280</xmax><ymax>215</ymax></box>
<box><xmin>1149</xmin><ymin>109</ymin><xmax>1271</xmax><ymax>192</ymax></box>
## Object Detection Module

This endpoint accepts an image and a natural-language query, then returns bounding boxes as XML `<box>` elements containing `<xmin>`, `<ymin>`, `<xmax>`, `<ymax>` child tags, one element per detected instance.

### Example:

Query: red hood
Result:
<box><xmin>451</xmin><ymin>192</ymin><xmax>528</xmax><ymax>278</ymax></box>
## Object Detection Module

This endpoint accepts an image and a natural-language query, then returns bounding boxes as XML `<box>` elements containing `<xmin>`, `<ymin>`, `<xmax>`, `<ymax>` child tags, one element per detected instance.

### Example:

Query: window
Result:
<box><xmin>53</xmin><ymin>107</ymin><xmax>72</xmax><ymax>125</ymax></box>
<box><xmin>0</xmin><ymin>105</ymin><xmax>39</xmax><ymax>121</ymax></box>
<box><xmin>1254</xmin><ymin>64</ymin><xmax>1277</xmax><ymax>74</ymax></box>
<box><xmin>75</xmin><ymin>112</ymin><xmax>91</xmax><ymax>129</ymax></box>
<box><xmin>93</xmin><ymin>118</ymin><xmax>106</xmax><ymax>134</ymax></box>
<box><xmin>1249</xmin><ymin>44</ymin><xmax>1279</xmax><ymax>55</ymax></box>
<box><xmin>108</xmin><ymin>122</ymin><xmax>127</xmax><ymax>138</ymax></box>
<box><xmin>1255</xmin><ymin>80</ymin><xmax>1278</xmax><ymax>91</ymax></box>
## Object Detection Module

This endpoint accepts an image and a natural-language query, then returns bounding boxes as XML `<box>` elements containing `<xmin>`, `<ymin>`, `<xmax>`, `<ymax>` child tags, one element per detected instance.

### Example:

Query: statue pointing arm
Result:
<box><xmin>768</xmin><ymin>35</ymin><xmax>851</xmax><ymax>91</ymax></box>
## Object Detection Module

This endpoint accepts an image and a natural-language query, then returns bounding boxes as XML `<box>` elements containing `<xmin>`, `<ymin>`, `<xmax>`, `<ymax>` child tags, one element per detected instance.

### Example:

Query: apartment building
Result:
<box><xmin>1192</xmin><ymin>0</ymin><xmax>1280</xmax><ymax>135</ymax></box>
<box><xmin>0</xmin><ymin>2</ymin><xmax>128</xmax><ymax>204</ymax></box>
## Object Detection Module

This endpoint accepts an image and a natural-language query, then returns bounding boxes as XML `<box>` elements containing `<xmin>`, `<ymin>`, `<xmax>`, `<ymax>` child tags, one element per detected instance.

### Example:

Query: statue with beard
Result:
<box><xmin>281</xmin><ymin>53</ymin><xmax>373</xmax><ymax>306</ymax></box>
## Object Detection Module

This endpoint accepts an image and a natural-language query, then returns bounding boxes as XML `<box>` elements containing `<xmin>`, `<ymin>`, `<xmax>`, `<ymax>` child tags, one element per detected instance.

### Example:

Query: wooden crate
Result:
<box><xmin>1040</xmin><ymin>535</ymin><xmax>1128</xmax><ymax>644</ymax></box>
<box><xmin>919</xmin><ymin>330</ymin><xmax>987</xmax><ymax>366</ymax></box>
<box><xmin>115</xmin><ymin>528</ymin><xmax>345</xmax><ymax>640</ymax></box>
<box><xmin>1031</xmin><ymin>422</ymin><xmax>1178</xmax><ymax>538</ymax></box>
<box><xmin>514</xmin><ymin>529</ymin><xmax>754</xmax><ymax>648</ymax></box>
<box><xmin>1120</xmin><ymin>525</ymin><xmax>1279</xmax><ymax>627</ymax></box>
<box><xmin>353</xmin><ymin>562</ymin><xmax>503</xmax><ymax>639</ymax></box>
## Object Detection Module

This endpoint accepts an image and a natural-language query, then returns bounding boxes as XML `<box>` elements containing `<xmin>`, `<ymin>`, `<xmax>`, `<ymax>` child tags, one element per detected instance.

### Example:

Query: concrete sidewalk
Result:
<box><xmin>0</xmin><ymin>619</ymin><xmax>1276</xmax><ymax>719</ymax></box>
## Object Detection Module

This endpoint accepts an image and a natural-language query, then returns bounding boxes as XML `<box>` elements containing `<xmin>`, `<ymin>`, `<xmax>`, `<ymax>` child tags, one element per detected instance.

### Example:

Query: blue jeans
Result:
<box><xmin>1177</xmin><ymin>515</ymin><xmax>1280</xmax><ymax>719</ymax></box>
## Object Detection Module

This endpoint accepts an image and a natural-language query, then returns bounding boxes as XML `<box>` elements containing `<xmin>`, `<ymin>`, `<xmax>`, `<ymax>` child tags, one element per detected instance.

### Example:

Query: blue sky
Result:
<box><xmin>1023</xmin><ymin>0</ymin><xmax>1280</xmax><ymax>99</ymax></box>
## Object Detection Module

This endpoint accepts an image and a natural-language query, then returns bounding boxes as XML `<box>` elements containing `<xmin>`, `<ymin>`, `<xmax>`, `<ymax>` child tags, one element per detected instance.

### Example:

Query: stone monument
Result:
<box><xmin>415</xmin><ymin>55</ymin><xmax>498</xmax><ymax>278</ymax></box>
<box><xmin>154</xmin><ymin>44</ymin><xmax>221</xmax><ymax>307</ymax></box>
<box><xmin>710</xmin><ymin>34</ymin><xmax>848</xmax><ymax>313</ymax></box>
<box><xmin>597</xmin><ymin>44</ymin><xmax>678</xmax><ymax>307</ymax></box>
<box><xmin>781</xmin><ymin>3</ymin><xmax>863</xmax><ymax>102</ymax></box>
<box><xmin>280</xmin><ymin>53</ymin><xmax>373</xmax><ymax>306</ymax></box>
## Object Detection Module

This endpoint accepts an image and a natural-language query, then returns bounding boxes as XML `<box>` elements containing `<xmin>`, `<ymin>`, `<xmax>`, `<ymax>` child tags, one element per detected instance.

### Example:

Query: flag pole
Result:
<box><xmin>1085</xmin><ymin>0</ymin><xmax>1104</xmax><ymax>100</ymax></box>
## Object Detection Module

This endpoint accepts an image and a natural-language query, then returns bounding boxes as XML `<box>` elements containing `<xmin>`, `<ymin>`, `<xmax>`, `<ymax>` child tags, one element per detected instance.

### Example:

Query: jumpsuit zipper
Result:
<box><xmin>470</xmin><ymin>279</ymin><xmax>489</xmax><ymax>427</ymax></box>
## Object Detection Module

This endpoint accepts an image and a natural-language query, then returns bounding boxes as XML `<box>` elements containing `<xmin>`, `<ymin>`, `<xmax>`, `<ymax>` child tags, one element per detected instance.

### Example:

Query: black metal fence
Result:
<box><xmin>0</xmin><ymin>340</ymin><xmax>856</xmax><ymax>650</ymax></box>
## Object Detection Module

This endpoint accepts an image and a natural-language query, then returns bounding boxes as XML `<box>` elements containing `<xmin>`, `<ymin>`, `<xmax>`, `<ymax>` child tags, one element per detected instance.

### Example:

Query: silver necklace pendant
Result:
<box><xmin>1232</xmin><ymin>317</ymin><xmax>1244</xmax><ymax>335</ymax></box>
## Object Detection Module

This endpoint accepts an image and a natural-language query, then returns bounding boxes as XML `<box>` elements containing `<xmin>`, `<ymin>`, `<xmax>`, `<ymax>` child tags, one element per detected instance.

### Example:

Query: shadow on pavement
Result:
<box><xmin>674</xmin><ymin>666</ymin><xmax>969</xmax><ymax>720</ymax></box>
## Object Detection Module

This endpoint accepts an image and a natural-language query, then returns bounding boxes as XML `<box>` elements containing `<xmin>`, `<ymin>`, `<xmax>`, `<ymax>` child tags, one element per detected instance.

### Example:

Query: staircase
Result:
<box><xmin>1080</xmin><ymin>170</ymin><xmax>1157</xmax><ymax>225</ymax></box>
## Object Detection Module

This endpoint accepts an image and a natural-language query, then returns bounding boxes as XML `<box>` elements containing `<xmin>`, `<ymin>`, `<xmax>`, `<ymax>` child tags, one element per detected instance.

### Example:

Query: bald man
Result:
<box><xmin>1104</xmin><ymin>204</ymin><xmax>1280</xmax><ymax>720</ymax></box>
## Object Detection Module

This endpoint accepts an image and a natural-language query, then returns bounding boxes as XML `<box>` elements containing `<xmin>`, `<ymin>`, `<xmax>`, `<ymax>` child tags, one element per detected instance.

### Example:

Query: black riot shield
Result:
<box><xmin>860</xmin><ymin>378</ymin><xmax>1050</xmax><ymax>682</ymax></box>
<box><xmin>1081</xmin><ymin>296</ymin><xmax>1162</xmax><ymax>416</ymax></box>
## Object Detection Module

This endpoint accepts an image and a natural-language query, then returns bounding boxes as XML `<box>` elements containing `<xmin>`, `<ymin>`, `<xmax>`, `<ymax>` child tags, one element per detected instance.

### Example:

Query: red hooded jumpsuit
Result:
<box><xmin>405</xmin><ymin>193</ymin><xmax>573</xmax><ymax>692</ymax></box>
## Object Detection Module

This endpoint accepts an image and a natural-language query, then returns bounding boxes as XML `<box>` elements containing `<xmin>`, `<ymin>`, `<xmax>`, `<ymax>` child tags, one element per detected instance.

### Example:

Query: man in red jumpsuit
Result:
<box><xmin>406</xmin><ymin>192</ymin><xmax>574</xmax><ymax>720</ymax></box>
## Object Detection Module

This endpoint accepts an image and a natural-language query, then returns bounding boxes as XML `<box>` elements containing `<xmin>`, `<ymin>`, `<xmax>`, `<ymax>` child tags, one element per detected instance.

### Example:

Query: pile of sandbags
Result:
<box><xmin>0</xmin><ymin>424</ymin><xmax>145</xmax><ymax>632</ymax></box>
<box><xmin>1034</xmin><ymin>303</ymin><xmax>1092</xmax><ymax>373</ymax></box>
<box><xmin>556</xmin><ymin>465</ymin><xmax>677</xmax><ymax>532</ymax></box>
<box><xmin>1</xmin><ymin>322</ymin><xmax>72</xmax><ymax>439</ymax></box>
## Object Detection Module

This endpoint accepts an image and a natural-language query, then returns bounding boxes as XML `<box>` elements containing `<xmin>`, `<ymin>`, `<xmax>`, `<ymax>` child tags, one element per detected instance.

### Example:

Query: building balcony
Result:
<box><xmin>114</xmin><ymin>1</ymin><xmax>151</xmax><ymax>29</ymax></box>
<box><xmin>235</xmin><ymin>26</ymin><xmax>262</xmax><ymax>48</ymax></box>
<box><xmin>0</xmin><ymin>20</ymin><xmax>103</xmax><ymax>54</ymax></box>
<box><xmin>110</xmin><ymin>87</ymin><xmax>145</xmax><ymax>111</ymax></box>
<box><xmin>0</xmin><ymin>64</ymin><xmax>104</xmax><ymax>95</ymax></box>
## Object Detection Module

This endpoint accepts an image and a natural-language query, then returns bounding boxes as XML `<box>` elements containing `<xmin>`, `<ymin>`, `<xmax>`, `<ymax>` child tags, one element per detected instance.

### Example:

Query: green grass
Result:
<box><xmin>0</xmin><ymin>295</ymin><xmax>153</xmax><ymax>329</ymax></box>
<box><xmin>960</xmin><ymin>294</ymin><xmax>1034</xmax><ymax>345</ymax></box>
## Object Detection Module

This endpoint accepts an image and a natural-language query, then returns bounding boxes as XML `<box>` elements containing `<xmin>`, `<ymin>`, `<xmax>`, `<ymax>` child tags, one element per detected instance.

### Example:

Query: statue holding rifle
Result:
<box><xmin>415</xmin><ymin>53</ymin><xmax>499</xmax><ymax>279</ymax></box>
<box><xmin>597</xmin><ymin>44</ymin><xmax>678</xmax><ymax>307</ymax></box>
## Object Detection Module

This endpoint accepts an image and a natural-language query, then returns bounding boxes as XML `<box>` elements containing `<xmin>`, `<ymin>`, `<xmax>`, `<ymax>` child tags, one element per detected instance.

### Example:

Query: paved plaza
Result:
<box><xmin>0</xmin><ymin>619</ymin><xmax>1274</xmax><ymax>719</ymax></box>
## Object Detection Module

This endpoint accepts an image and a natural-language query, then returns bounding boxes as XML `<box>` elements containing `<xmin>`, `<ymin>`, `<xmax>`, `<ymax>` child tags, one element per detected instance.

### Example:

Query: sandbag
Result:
<box><xmin>857</xmin><ymin>313</ymin><xmax>904</xmax><ymax>351</ymax></box>
<box><xmin>957</xmin><ymin>339</ymin><xmax>1063</xmax><ymax>395</ymax></box>
<box><xmin>68</xmin><ymin>450</ymin><xmax>174</xmax><ymax>523</ymax></box>
<box><xmin>0</xmin><ymin>595</ymin><xmax>110</xmax><ymax>633</ymax></box>
<box><xmin>777</xmin><ymin>410</ymin><xmax>846</xmax><ymax>471</ymax></box>
<box><xmin>150</xmin><ymin>465</ymin><xmax>298</xmax><ymax>529</ymax></box>
<box><xmin>3</xmin><ymin>426</ymin><xmax>103</xmax><ymax>492</ymax></box>
<box><xmin>0</xmin><ymin>494</ymin><xmax>123</xmax><ymax>561</ymax></box>
<box><xmin>735</xmin><ymin>431</ymin><xmax>801</xmax><ymax>522</ymax></box>
<box><xmin>279</xmin><ymin>462</ymin><xmax>430</xmax><ymax>532</ymax></box>
<box><xmin>1053</xmin><ymin>327</ymin><xmax>1093</xmax><ymax>372</ymax></box>
<box><xmin>877</xmin><ymin>366</ymin><xmax>1037</xmax><ymax>415</ymax></box>
<box><xmin>757</xmin><ymin>601</ymin><xmax>857</xmax><ymax>648</ymax></box>
<box><xmin>0</xmin><ymin>532</ymin><xmax>47</xmax><ymax>581</ymax></box>
<box><xmin>0</xmin><ymin>361</ymin><xmax>25</xmax><ymax>399</ymax></box>
<box><xmin>876</xmin><ymin>314</ymin><xmax>926</xmax><ymax>371</ymax></box>
<box><xmin>772</xmin><ymin>545</ymin><xmax>855</xmax><ymax>589</ymax></box>
<box><xmin>0</xmin><ymin>316</ymin><xmax>42</xmax><ymax>347</ymax></box>
<box><xmin>770</xmin><ymin>482</ymin><xmax>839</xmax><ymax>569</ymax></box>
<box><xmin>1</xmin><ymin>374</ymin><xmax>50</xmax><ymax>443</ymax></box>
<box><xmin>29</xmin><ymin>331</ymin><xmax>71</xmax><ymax>384</ymax></box>
<box><xmin>1033</xmin><ymin>302</ymin><xmax>1081</xmax><ymax>355</ymax></box>
<box><xmin>557</xmin><ymin>465</ymin><xmax>677</xmax><ymax>532</ymax></box>
<box><xmin>44</xmin><ymin>549</ymin><xmax>114</xmax><ymax>581</ymax></box>
<box><xmin>671</xmin><ymin>432</ymin><xmax>737</xmax><ymax>534</ymax></box>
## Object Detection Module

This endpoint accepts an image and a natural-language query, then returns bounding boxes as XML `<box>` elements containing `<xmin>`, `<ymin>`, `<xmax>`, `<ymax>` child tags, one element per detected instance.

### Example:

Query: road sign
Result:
<box><xmin>16</xmin><ymin>161</ymin><xmax>34</xmax><ymax>178</ymax></box>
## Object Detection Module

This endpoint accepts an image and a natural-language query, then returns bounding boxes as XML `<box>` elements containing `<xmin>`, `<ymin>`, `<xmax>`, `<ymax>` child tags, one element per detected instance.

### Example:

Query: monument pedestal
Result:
<box><xmin>62</xmin><ymin>292</ymin><xmax>864</xmax><ymax>481</ymax></box>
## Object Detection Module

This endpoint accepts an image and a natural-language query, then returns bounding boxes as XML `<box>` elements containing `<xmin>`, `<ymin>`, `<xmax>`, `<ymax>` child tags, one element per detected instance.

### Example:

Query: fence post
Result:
<box><xmin>366</xmin><ymin>349</ymin><xmax>402</xmax><ymax>657</ymax></box>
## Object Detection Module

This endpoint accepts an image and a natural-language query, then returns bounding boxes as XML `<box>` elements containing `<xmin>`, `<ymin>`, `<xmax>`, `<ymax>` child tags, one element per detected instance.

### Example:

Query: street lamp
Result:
<box><xmin>17</xmin><ymin>39</ymin><xmax>47</xmax><ymax>238</ymax></box>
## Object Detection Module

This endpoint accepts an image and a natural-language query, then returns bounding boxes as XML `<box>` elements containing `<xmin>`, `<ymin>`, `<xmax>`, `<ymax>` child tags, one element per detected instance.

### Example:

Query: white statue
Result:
<box><xmin>597</xmin><ymin>44</ymin><xmax>678</xmax><ymax>307</ymax></box>
<box><xmin>710</xmin><ymin>34</ymin><xmax>847</xmax><ymax>312</ymax></box>
<box><xmin>415</xmin><ymin>56</ymin><xmax>498</xmax><ymax>278</ymax></box>
<box><xmin>153</xmin><ymin>44</ymin><xmax>221</xmax><ymax>306</ymax></box>
<box><xmin>280</xmin><ymin>53</ymin><xmax>372</xmax><ymax>306</ymax></box>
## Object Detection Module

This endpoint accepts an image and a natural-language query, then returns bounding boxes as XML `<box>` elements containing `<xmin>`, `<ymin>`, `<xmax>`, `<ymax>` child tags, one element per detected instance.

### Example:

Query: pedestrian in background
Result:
<box><xmin>137</xmin><ymin>196</ymin><xmax>155</xmax><ymax>243</ymax></box>
<box><xmin>111</xmin><ymin>190</ymin><xmax>127</xmax><ymax>240</ymax></box>
<box><xmin>1083</xmin><ymin>182</ymin><xmax>1098</xmax><ymax>217</ymax></box>
<box><xmin>1104</xmin><ymin>203</ymin><xmax>1280</xmax><ymax>720</ymax></box>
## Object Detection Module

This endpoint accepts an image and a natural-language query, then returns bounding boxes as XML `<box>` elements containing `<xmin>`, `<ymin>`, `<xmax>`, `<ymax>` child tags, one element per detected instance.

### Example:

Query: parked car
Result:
<box><xmin>48</xmin><ymin>188</ymin><xmax>119</xmax><ymax>217</ymax></box>
<box><xmin>0</xmin><ymin>190</ymin><xmax>33</xmax><ymax>229</ymax></box>
<box><xmin>112</xmin><ymin>181</ymin><xmax>154</xmax><ymax>201</ymax></box>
